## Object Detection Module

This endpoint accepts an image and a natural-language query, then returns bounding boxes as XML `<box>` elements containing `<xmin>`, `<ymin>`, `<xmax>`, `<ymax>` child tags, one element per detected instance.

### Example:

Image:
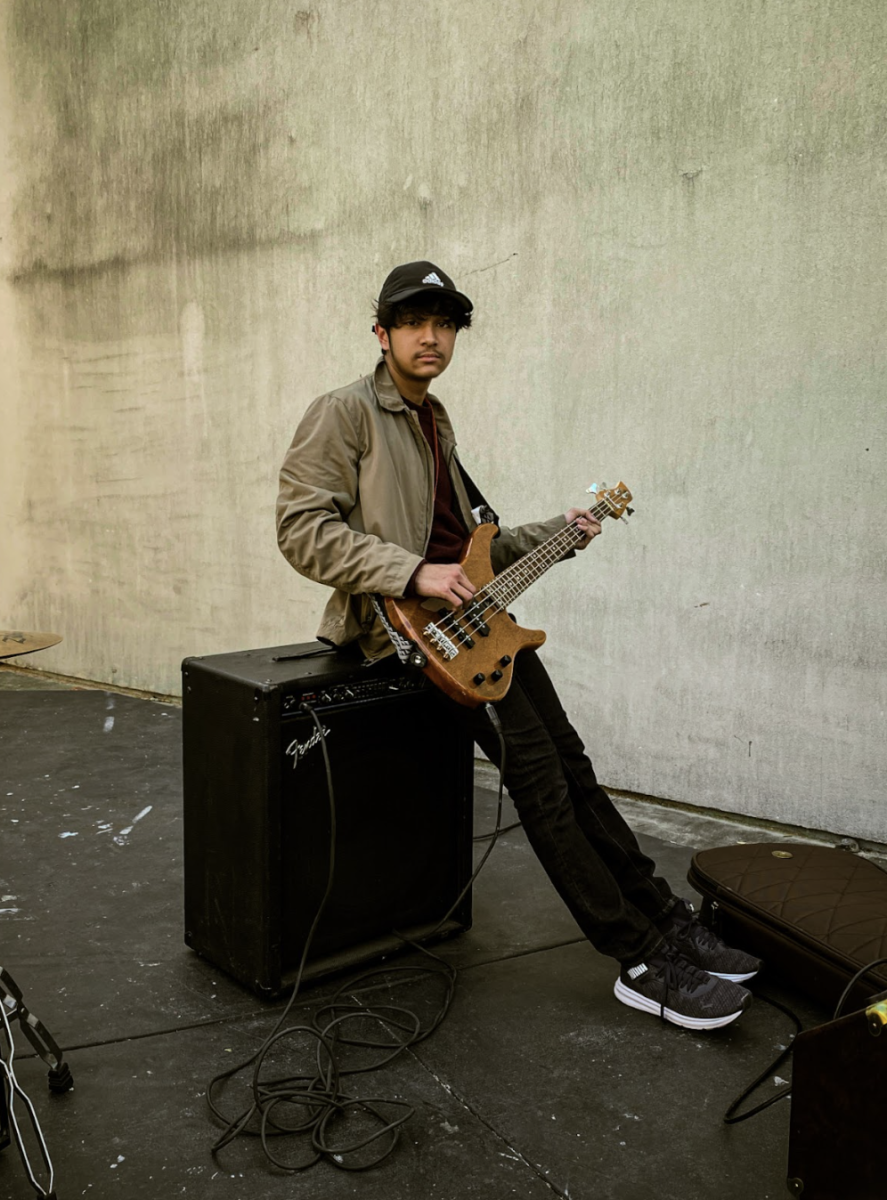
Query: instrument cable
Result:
<box><xmin>206</xmin><ymin>699</ymin><xmax>509</xmax><ymax>1174</ymax></box>
<box><xmin>722</xmin><ymin>955</ymin><xmax>887</xmax><ymax>1124</ymax></box>
<box><xmin>0</xmin><ymin>964</ymin><xmax>72</xmax><ymax>1199</ymax></box>
<box><xmin>724</xmin><ymin>852</ymin><xmax>887</xmax><ymax>1124</ymax></box>
<box><xmin>215</xmin><ymin>675</ymin><xmax>887</xmax><ymax>1142</ymax></box>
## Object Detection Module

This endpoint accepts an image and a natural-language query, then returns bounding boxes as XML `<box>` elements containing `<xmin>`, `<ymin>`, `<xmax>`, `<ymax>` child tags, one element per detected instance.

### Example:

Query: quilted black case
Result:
<box><xmin>687</xmin><ymin>842</ymin><xmax>887</xmax><ymax>1010</ymax></box>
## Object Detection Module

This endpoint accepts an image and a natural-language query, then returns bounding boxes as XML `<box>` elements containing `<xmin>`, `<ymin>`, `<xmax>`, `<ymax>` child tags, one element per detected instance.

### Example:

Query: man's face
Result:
<box><xmin>376</xmin><ymin>310</ymin><xmax>458</xmax><ymax>387</ymax></box>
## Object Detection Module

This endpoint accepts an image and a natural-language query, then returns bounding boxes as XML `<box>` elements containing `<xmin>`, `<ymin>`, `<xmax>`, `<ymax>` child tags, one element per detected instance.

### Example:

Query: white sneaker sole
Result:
<box><xmin>613</xmin><ymin>978</ymin><xmax>747</xmax><ymax>1030</ymax></box>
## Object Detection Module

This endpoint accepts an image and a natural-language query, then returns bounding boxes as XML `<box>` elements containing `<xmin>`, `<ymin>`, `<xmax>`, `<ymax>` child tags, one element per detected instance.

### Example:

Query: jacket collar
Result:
<box><xmin>373</xmin><ymin>357</ymin><xmax>446</xmax><ymax>413</ymax></box>
<box><xmin>374</xmin><ymin>358</ymin><xmax>407</xmax><ymax>411</ymax></box>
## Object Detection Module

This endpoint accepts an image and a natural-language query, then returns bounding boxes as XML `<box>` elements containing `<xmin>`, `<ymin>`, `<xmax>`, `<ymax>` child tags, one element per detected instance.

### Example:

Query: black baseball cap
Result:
<box><xmin>377</xmin><ymin>260</ymin><xmax>473</xmax><ymax>316</ymax></box>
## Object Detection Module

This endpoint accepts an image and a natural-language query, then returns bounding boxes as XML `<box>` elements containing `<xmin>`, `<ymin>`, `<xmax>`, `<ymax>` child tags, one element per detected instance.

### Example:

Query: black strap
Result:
<box><xmin>453</xmin><ymin>455</ymin><xmax>498</xmax><ymax>526</ymax></box>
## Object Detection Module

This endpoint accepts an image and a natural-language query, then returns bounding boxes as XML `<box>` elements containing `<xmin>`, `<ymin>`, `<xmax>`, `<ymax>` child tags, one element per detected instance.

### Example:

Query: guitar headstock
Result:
<box><xmin>585</xmin><ymin>481</ymin><xmax>634</xmax><ymax>521</ymax></box>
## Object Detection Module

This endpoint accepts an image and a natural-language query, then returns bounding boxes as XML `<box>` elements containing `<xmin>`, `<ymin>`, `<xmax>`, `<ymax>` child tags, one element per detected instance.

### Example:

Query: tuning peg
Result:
<box><xmin>585</xmin><ymin>481</ymin><xmax>607</xmax><ymax>495</ymax></box>
<box><xmin>620</xmin><ymin>507</ymin><xmax>635</xmax><ymax>525</ymax></box>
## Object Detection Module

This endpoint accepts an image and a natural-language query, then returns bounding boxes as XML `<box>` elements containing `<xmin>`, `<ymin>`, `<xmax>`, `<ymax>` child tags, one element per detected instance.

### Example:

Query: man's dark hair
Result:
<box><xmin>374</xmin><ymin>293</ymin><xmax>473</xmax><ymax>336</ymax></box>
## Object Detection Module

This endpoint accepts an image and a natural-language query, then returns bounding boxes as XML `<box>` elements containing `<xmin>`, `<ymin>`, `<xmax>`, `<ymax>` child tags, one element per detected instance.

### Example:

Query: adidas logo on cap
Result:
<box><xmin>421</xmin><ymin>272</ymin><xmax>444</xmax><ymax>286</ymax></box>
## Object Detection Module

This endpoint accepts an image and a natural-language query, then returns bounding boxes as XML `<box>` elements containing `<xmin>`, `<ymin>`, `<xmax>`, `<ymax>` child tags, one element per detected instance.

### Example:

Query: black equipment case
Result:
<box><xmin>688</xmin><ymin>842</ymin><xmax>887</xmax><ymax>1011</ymax></box>
<box><xmin>182</xmin><ymin>642</ymin><xmax>475</xmax><ymax>998</ymax></box>
<box><xmin>787</xmin><ymin>988</ymin><xmax>887</xmax><ymax>1200</ymax></box>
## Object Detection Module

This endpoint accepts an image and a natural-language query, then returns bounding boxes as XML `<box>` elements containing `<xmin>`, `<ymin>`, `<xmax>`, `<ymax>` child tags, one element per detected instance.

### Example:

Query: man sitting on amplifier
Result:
<box><xmin>276</xmin><ymin>260</ymin><xmax>761</xmax><ymax>1031</ymax></box>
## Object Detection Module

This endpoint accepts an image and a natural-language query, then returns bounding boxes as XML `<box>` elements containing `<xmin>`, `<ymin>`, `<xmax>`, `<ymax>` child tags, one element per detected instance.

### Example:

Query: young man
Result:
<box><xmin>277</xmin><ymin>261</ymin><xmax>761</xmax><ymax>1030</ymax></box>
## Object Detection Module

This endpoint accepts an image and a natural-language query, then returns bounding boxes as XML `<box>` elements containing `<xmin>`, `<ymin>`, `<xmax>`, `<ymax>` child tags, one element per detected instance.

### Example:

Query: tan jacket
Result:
<box><xmin>277</xmin><ymin>359</ymin><xmax>569</xmax><ymax>659</ymax></box>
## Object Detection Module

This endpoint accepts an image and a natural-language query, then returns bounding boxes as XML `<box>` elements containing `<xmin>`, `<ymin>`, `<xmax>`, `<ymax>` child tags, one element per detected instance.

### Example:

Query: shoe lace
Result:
<box><xmin>676</xmin><ymin>916</ymin><xmax>723</xmax><ymax>952</ymax></box>
<box><xmin>658</xmin><ymin>945</ymin><xmax>711</xmax><ymax>998</ymax></box>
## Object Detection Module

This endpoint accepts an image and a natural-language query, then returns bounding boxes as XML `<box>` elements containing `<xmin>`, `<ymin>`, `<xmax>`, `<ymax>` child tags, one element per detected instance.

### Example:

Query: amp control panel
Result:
<box><xmin>281</xmin><ymin>672</ymin><xmax>426</xmax><ymax>714</ymax></box>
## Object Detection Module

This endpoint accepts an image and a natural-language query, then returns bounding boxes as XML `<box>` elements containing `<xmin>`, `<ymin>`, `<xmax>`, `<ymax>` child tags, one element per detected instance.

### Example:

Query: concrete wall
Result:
<box><xmin>2</xmin><ymin>1</ymin><xmax>885</xmax><ymax>839</ymax></box>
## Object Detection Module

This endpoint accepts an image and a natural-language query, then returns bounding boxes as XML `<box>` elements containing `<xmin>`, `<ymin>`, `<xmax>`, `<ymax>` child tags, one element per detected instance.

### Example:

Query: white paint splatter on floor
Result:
<box><xmin>112</xmin><ymin>804</ymin><xmax>153</xmax><ymax>845</ymax></box>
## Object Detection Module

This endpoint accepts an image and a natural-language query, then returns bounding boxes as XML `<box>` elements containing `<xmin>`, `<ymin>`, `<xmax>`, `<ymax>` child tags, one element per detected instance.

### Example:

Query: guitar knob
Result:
<box><xmin>499</xmin><ymin>655</ymin><xmax>512</xmax><ymax>666</ymax></box>
<box><xmin>473</xmin><ymin>673</ymin><xmax>486</xmax><ymax>685</ymax></box>
<box><xmin>491</xmin><ymin>670</ymin><xmax>503</xmax><ymax>682</ymax></box>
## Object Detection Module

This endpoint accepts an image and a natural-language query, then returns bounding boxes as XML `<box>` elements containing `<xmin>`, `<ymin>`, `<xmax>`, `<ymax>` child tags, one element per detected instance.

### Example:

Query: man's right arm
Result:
<box><xmin>276</xmin><ymin>395</ymin><xmax>422</xmax><ymax>598</ymax></box>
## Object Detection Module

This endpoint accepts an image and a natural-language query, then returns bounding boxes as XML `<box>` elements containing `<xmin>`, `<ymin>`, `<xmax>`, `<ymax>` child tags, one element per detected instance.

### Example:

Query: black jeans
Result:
<box><xmin>438</xmin><ymin>649</ymin><xmax>675</xmax><ymax>966</ymax></box>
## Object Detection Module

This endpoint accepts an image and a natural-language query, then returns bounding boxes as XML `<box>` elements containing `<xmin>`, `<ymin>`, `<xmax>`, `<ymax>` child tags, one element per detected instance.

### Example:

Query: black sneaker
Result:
<box><xmin>614</xmin><ymin>946</ymin><xmax>751</xmax><ymax>1030</ymax></box>
<box><xmin>661</xmin><ymin>899</ymin><xmax>762</xmax><ymax>983</ymax></box>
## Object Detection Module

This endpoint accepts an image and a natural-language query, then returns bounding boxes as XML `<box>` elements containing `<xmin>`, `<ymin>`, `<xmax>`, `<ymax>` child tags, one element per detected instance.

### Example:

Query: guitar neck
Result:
<box><xmin>482</xmin><ymin>497</ymin><xmax>613</xmax><ymax>610</ymax></box>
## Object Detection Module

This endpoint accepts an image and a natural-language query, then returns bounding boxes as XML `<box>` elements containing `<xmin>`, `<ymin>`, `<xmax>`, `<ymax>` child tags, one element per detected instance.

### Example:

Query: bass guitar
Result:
<box><xmin>383</xmin><ymin>482</ymin><xmax>633</xmax><ymax>707</ymax></box>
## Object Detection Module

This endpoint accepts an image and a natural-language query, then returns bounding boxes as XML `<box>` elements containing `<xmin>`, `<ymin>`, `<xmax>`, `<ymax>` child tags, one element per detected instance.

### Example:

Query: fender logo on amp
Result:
<box><xmin>285</xmin><ymin>726</ymin><xmax>331</xmax><ymax>770</ymax></box>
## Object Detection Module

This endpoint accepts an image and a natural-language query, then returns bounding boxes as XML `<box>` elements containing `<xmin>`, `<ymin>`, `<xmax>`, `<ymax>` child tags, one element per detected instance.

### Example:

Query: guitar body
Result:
<box><xmin>384</xmin><ymin>524</ymin><xmax>546</xmax><ymax>708</ymax></box>
<box><xmin>382</xmin><ymin>482</ymin><xmax>633</xmax><ymax>709</ymax></box>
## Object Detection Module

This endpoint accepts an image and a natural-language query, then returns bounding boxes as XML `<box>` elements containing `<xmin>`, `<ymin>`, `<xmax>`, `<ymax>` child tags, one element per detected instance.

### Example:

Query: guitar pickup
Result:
<box><xmin>463</xmin><ymin>606</ymin><xmax>490</xmax><ymax>637</ymax></box>
<box><xmin>434</xmin><ymin>609</ymin><xmax>474</xmax><ymax>646</ymax></box>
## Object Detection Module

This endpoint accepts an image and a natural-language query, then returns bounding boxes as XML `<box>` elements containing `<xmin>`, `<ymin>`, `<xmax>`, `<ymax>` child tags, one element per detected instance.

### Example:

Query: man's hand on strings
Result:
<box><xmin>565</xmin><ymin>508</ymin><xmax>603</xmax><ymax>550</ymax></box>
<box><xmin>413</xmin><ymin>562</ymin><xmax>477</xmax><ymax>607</ymax></box>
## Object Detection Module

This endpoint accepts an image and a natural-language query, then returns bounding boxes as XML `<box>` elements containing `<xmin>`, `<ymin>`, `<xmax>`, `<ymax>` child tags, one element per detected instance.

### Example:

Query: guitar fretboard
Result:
<box><xmin>479</xmin><ymin>497</ymin><xmax>612</xmax><ymax>612</ymax></box>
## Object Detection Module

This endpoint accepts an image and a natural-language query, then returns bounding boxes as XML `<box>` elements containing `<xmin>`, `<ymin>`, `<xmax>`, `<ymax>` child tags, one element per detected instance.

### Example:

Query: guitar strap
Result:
<box><xmin>369</xmin><ymin>595</ymin><xmax>415</xmax><ymax>665</ymax></box>
<box><xmin>452</xmin><ymin>454</ymin><xmax>499</xmax><ymax>527</ymax></box>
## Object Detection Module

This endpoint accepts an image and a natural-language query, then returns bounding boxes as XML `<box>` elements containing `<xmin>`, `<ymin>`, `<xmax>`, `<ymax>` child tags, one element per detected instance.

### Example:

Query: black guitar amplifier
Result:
<box><xmin>787</xmin><ymin>990</ymin><xmax>887</xmax><ymax>1199</ymax></box>
<box><xmin>182</xmin><ymin>642</ymin><xmax>475</xmax><ymax>998</ymax></box>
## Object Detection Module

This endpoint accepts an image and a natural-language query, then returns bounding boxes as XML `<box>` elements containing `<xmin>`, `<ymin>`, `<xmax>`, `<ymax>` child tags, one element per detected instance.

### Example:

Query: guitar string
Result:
<box><xmin>431</xmin><ymin>496</ymin><xmax>621</xmax><ymax>646</ymax></box>
<box><xmin>436</xmin><ymin>504</ymin><xmax>611</xmax><ymax>642</ymax></box>
<box><xmin>432</xmin><ymin>538</ymin><xmax>580</xmax><ymax>645</ymax></box>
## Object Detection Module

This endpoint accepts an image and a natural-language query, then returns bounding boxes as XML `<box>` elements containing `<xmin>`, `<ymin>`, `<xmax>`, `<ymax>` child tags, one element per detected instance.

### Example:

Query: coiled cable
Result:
<box><xmin>206</xmin><ymin>699</ymin><xmax>509</xmax><ymax>1173</ymax></box>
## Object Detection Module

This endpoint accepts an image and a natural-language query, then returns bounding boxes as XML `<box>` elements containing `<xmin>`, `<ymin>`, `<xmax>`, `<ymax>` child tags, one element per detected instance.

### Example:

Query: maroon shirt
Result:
<box><xmin>405</xmin><ymin>399</ymin><xmax>468</xmax><ymax>593</ymax></box>
<box><xmin>414</xmin><ymin>400</ymin><xmax>468</xmax><ymax>561</ymax></box>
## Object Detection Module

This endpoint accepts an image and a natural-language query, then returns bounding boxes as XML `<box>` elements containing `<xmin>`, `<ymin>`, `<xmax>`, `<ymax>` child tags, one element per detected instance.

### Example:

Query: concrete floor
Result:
<box><xmin>0</xmin><ymin>667</ymin><xmax>841</xmax><ymax>1200</ymax></box>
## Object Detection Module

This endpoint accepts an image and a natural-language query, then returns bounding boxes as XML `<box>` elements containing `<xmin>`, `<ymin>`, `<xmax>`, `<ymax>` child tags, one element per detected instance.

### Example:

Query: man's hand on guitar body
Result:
<box><xmin>565</xmin><ymin>508</ymin><xmax>603</xmax><ymax>550</ymax></box>
<box><xmin>413</xmin><ymin>562</ymin><xmax>477</xmax><ymax>608</ymax></box>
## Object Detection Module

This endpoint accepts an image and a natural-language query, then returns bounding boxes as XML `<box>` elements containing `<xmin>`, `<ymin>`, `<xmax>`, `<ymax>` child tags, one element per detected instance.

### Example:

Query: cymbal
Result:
<box><xmin>0</xmin><ymin>631</ymin><xmax>63</xmax><ymax>660</ymax></box>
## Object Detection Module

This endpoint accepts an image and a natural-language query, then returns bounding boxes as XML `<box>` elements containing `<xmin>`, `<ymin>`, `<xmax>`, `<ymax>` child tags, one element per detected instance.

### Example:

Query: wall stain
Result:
<box><xmin>461</xmin><ymin>252</ymin><xmax>520</xmax><ymax>278</ymax></box>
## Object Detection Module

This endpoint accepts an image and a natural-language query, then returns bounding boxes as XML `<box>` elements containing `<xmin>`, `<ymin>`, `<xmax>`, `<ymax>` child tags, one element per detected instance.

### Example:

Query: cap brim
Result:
<box><xmin>384</xmin><ymin>285</ymin><xmax>473</xmax><ymax>314</ymax></box>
